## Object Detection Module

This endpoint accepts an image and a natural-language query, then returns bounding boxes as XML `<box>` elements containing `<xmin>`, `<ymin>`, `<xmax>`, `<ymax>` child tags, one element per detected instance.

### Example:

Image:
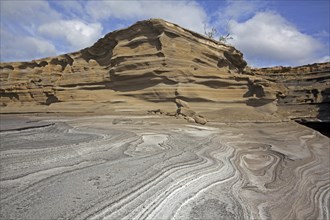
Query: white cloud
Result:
<box><xmin>85</xmin><ymin>0</ymin><xmax>207</xmax><ymax>33</ymax></box>
<box><xmin>0</xmin><ymin>0</ymin><xmax>61</xmax><ymax>61</ymax></box>
<box><xmin>51</xmin><ymin>0</ymin><xmax>86</xmax><ymax>20</ymax></box>
<box><xmin>223</xmin><ymin>0</ymin><xmax>266</xmax><ymax>21</ymax></box>
<box><xmin>313</xmin><ymin>56</ymin><xmax>330</xmax><ymax>63</ymax></box>
<box><xmin>314</xmin><ymin>30</ymin><xmax>330</xmax><ymax>38</ymax></box>
<box><xmin>24</xmin><ymin>37</ymin><xmax>57</xmax><ymax>55</ymax></box>
<box><xmin>0</xmin><ymin>0</ymin><xmax>61</xmax><ymax>26</ymax></box>
<box><xmin>0</xmin><ymin>30</ymin><xmax>56</xmax><ymax>62</ymax></box>
<box><xmin>1</xmin><ymin>1</ymin><xmax>103</xmax><ymax>61</ymax></box>
<box><xmin>214</xmin><ymin>0</ymin><xmax>267</xmax><ymax>32</ymax></box>
<box><xmin>228</xmin><ymin>12</ymin><xmax>322</xmax><ymax>66</ymax></box>
<box><xmin>1</xmin><ymin>0</ymin><xmax>327</xmax><ymax>66</ymax></box>
<box><xmin>38</xmin><ymin>20</ymin><xmax>103</xmax><ymax>50</ymax></box>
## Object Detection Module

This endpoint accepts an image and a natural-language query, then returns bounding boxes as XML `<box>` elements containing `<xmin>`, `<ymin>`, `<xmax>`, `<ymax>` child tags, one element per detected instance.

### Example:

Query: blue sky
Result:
<box><xmin>1</xmin><ymin>0</ymin><xmax>329</xmax><ymax>67</ymax></box>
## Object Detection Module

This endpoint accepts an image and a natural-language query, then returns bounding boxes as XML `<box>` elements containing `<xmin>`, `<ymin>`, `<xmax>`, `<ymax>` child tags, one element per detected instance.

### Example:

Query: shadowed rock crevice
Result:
<box><xmin>224</xmin><ymin>50</ymin><xmax>247</xmax><ymax>72</ymax></box>
<box><xmin>243</xmin><ymin>80</ymin><xmax>266</xmax><ymax>98</ymax></box>
<box><xmin>45</xmin><ymin>93</ymin><xmax>60</xmax><ymax>105</ymax></box>
<box><xmin>80</xmin><ymin>38</ymin><xmax>118</xmax><ymax>66</ymax></box>
<box><xmin>0</xmin><ymin>93</ymin><xmax>19</xmax><ymax>105</ymax></box>
<box><xmin>0</xmin><ymin>65</ymin><xmax>14</xmax><ymax>70</ymax></box>
<box><xmin>49</xmin><ymin>55</ymin><xmax>74</xmax><ymax>70</ymax></box>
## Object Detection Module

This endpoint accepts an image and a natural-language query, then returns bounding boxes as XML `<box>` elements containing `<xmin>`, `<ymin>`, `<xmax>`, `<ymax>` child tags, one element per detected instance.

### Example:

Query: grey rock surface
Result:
<box><xmin>0</xmin><ymin>115</ymin><xmax>329</xmax><ymax>220</ymax></box>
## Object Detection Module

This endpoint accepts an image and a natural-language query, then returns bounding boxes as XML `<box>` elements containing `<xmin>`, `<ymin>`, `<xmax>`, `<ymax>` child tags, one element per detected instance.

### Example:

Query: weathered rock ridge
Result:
<box><xmin>0</xmin><ymin>19</ymin><xmax>329</xmax><ymax>123</ymax></box>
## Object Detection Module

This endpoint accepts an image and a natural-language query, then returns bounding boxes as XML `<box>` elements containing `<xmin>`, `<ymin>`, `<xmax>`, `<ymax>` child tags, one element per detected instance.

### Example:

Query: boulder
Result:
<box><xmin>178</xmin><ymin>107</ymin><xmax>196</xmax><ymax>117</ymax></box>
<box><xmin>193</xmin><ymin>115</ymin><xmax>207</xmax><ymax>125</ymax></box>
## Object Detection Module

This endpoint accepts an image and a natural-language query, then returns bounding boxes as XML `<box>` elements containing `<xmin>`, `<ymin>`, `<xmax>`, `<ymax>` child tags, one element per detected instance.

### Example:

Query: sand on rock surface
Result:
<box><xmin>0</xmin><ymin>115</ymin><xmax>329</xmax><ymax>220</ymax></box>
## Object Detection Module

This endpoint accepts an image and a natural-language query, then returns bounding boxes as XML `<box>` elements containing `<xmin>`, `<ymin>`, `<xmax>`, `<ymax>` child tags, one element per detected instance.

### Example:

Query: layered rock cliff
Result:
<box><xmin>248</xmin><ymin>62</ymin><xmax>330</xmax><ymax>122</ymax></box>
<box><xmin>0</xmin><ymin>19</ymin><xmax>329</xmax><ymax>123</ymax></box>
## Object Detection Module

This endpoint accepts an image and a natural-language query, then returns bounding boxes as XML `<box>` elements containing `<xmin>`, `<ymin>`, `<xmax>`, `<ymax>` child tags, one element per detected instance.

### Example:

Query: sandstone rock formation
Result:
<box><xmin>0</xmin><ymin>19</ymin><xmax>278</xmax><ymax>123</ymax></box>
<box><xmin>0</xmin><ymin>19</ymin><xmax>329</xmax><ymax>124</ymax></box>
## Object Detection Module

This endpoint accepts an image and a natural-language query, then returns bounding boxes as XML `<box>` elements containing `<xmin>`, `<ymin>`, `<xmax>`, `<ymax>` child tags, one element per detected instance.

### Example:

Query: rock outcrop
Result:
<box><xmin>0</xmin><ymin>19</ymin><xmax>328</xmax><ymax>123</ymax></box>
<box><xmin>248</xmin><ymin>62</ymin><xmax>330</xmax><ymax>122</ymax></box>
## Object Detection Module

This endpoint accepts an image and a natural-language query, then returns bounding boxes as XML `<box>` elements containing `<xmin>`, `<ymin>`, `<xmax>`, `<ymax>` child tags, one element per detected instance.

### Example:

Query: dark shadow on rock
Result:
<box><xmin>243</xmin><ymin>80</ymin><xmax>265</xmax><ymax>98</ymax></box>
<box><xmin>224</xmin><ymin>51</ymin><xmax>247</xmax><ymax>72</ymax></box>
<box><xmin>246</xmin><ymin>98</ymin><xmax>273</xmax><ymax>107</ymax></box>
<box><xmin>80</xmin><ymin>38</ymin><xmax>118</xmax><ymax>67</ymax></box>
<box><xmin>45</xmin><ymin>94</ymin><xmax>60</xmax><ymax>105</ymax></box>
<box><xmin>0</xmin><ymin>92</ymin><xmax>19</xmax><ymax>101</ymax></box>
<box><xmin>49</xmin><ymin>55</ymin><xmax>73</xmax><ymax>71</ymax></box>
<box><xmin>0</xmin><ymin>65</ymin><xmax>14</xmax><ymax>70</ymax></box>
<box><xmin>317</xmin><ymin>87</ymin><xmax>330</xmax><ymax>121</ymax></box>
<box><xmin>106</xmin><ymin>70</ymin><xmax>177</xmax><ymax>92</ymax></box>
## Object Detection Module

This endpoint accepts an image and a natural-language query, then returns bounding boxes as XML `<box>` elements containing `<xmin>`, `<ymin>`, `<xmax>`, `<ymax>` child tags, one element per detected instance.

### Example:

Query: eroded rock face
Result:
<box><xmin>0</xmin><ymin>19</ymin><xmax>275</xmax><ymax>121</ymax></box>
<box><xmin>1</xmin><ymin>18</ymin><xmax>328</xmax><ymax>123</ymax></box>
<box><xmin>249</xmin><ymin>62</ymin><xmax>330</xmax><ymax>122</ymax></box>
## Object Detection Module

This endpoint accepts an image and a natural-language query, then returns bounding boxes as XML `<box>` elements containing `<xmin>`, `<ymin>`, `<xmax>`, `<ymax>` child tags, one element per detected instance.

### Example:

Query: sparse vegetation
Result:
<box><xmin>204</xmin><ymin>24</ymin><xmax>233</xmax><ymax>43</ymax></box>
<box><xmin>204</xmin><ymin>24</ymin><xmax>217</xmax><ymax>39</ymax></box>
<box><xmin>219</xmin><ymin>33</ymin><xmax>233</xmax><ymax>43</ymax></box>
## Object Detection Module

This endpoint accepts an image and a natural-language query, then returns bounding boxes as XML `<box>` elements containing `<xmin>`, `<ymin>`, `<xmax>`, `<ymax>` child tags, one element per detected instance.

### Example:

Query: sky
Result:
<box><xmin>0</xmin><ymin>0</ymin><xmax>329</xmax><ymax>67</ymax></box>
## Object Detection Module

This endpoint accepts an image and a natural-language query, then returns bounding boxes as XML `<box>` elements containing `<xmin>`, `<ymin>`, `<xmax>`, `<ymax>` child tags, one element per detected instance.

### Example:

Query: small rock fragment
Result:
<box><xmin>193</xmin><ymin>115</ymin><xmax>207</xmax><ymax>125</ymax></box>
<box><xmin>178</xmin><ymin>107</ymin><xmax>196</xmax><ymax>117</ymax></box>
<box><xmin>185</xmin><ymin>116</ymin><xmax>196</xmax><ymax>123</ymax></box>
<box><xmin>175</xmin><ymin>99</ymin><xmax>190</xmax><ymax>108</ymax></box>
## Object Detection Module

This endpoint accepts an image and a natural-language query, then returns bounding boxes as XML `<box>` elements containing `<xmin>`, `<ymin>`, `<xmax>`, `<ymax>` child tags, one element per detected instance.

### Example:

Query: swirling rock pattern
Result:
<box><xmin>1</xmin><ymin>116</ymin><xmax>329</xmax><ymax>219</ymax></box>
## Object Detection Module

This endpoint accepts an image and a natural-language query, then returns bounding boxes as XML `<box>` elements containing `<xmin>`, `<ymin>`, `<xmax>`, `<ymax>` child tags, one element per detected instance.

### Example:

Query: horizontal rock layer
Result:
<box><xmin>0</xmin><ymin>19</ymin><xmax>279</xmax><ymax>122</ymax></box>
<box><xmin>248</xmin><ymin>62</ymin><xmax>330</xmax><ymax>122</ymax></box>
<box><xmin>0</xmin><ymin>19</ymin><xmax>329</xmax><ymax>123</ymax></box>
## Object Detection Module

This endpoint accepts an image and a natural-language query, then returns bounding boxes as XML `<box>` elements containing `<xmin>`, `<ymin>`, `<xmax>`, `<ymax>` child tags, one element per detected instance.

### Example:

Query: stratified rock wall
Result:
<box><xmin>1</xmin><ymin>19</ymin><xmax>328</xmax><ymax>122</ymax></box>
<box><xmin>0</xmin><ymin>19</ymin><xmax>278</xmax><ymax>121</ymax></box>
<box><xmin>249</xmin><ymin>62</ymin><xmax>330</xmax><ymax>121</ymax></box>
